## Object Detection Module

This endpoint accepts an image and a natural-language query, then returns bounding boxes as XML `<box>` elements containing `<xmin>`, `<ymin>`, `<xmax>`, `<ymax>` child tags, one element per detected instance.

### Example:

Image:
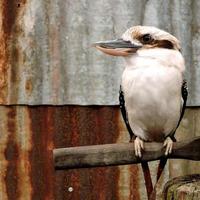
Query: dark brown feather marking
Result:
<box><xmin>156</xmin><ymin>40</ymin><xmax>174</xmax><ymax>49</ymax></box>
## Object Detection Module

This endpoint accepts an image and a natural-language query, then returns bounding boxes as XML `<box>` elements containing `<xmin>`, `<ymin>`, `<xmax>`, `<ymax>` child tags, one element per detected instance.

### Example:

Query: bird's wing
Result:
<box><xmin>179</xmin><ymin>80</ymin><xmax>188</xmax><ymax>123</ymax></box>
<box><xmin>170</xmin><ymin>80</ymin><xmax>188</xmax><ymax>142</ymax></box>
<box><xmin>119</xmin><ymin>86</ymin><xmax>136</xmax><ymax>140</ymax></box>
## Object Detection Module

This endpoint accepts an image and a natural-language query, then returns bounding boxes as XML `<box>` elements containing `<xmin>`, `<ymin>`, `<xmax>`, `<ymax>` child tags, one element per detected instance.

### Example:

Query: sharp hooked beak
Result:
<box><xmin>92</xmin><ymin>39</ymin><xmax>142</xmax><ymax>56</ymax></box>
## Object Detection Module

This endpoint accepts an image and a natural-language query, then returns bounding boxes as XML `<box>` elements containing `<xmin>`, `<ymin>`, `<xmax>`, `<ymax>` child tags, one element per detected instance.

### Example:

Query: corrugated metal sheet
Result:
<box><xmin>0</xmin><ymin>0</ymin><xmax>200</xmax><ymax>105</ymax></box>
<box><xmin>0</xmin><ymin>106</ymin><xmax>199</xmax><ymax>200</ymax></box>
<box><xmin>0</xmin><ymin>106</ymin><xmax>131</xmax><ymax>200</ymax></box>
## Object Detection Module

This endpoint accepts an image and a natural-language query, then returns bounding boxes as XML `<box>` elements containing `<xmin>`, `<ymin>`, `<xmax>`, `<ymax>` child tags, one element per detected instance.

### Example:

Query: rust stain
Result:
<box><xmin>80</xmin><ymin>107</ymin><xmax>120</xmax><ymax>200</ymax></box>
<box><xmin>4</xmin><ymin>107</ymin><xmax>20</xmax><ymax>199</ymax></box>
<box><xmin>2</xmin><ymin>1</ymin><xmax>17</xmax><ymax>37</ymax></box>
<box><xmin>129</xmin><ymin>166</ymin><xmax>141</xmax><ymax>200</ymax></box>
<box><xmin>29</xmin><ymin>107</ymin><xmax>55</xmax><ymax>200</ymax></box>
<box><xmin>25</xmin><ymin>79</ymin><xmax>33</xmax><ymax>93</ymax></box>
<box><xmin>0</xmin><ymin>0</ymin><xmax>27</xmax><ymax>104</ymax></box>
<box><xmin>2</xmin><ymin>0</ymin><xmax>26</xmax><ymax>36</ymax></box>
<box><xmin>85</xmin><ymin>107</ymin><xmax>120</xmax><ymax>200</ymax></box>
<box><xmin>0</xmin><ymin>107</ymin><xmax>9</xmax><ymax>200</ymax></box>
<box><xmin>0</xmin><ymin>16</ymin><xmax>8</xmax><ymax>104</ymax></box>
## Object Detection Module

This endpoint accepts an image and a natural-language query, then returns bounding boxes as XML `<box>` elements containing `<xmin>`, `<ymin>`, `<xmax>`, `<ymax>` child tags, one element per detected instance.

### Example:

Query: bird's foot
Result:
<box><xmin>163</xmin><ymin>137</ymin><xmax>173</xmax><ymax>156</ymax></box>
<box><xmin>134</xmin><ymin>137</ymin><xmax>144</xmax><ymax>158</ymax></box>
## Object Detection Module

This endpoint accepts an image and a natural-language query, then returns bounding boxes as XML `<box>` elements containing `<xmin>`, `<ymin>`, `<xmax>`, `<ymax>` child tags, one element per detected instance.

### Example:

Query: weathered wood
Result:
<box><xmin>162</xmin><ymin>174</ymin><xmax>200</xmax><ymax>200</ymax></box>
<box><xmin>53</xmin><ymin>137</ymin><xmax>200</xmax><ymax>170</ymax></box>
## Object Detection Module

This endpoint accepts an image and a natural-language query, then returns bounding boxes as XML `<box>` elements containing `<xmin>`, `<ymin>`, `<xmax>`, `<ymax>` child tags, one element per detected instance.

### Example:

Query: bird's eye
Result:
<box><xmin>142</xmin><ymin>34</ymin><xmax>152</xmax><ymax>43</ymax></box>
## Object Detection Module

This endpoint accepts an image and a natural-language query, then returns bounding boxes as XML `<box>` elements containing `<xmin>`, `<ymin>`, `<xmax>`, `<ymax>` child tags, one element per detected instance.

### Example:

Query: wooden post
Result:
<box><xmin>53</xmin><ymin>137</ymin><xmax>200</xmax><ymax>170</ymax></box>
<box><xmin>162</xmin><ymin>174</ymin><xmax>200</xmax><ymax>200</ymax></box>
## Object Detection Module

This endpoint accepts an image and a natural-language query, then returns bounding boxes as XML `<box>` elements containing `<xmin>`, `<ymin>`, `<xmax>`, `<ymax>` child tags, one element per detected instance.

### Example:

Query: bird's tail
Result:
<box><xmin>149</xmin><ymin>158</ymin><xmax>168</xmax><ymax>200</ymax></box>
<box><xmin>157</xmin><ymin>158</ymin><xmax>167</xmax><ymax>181</ymax></box>
<box><xmin>141</xmin><ymin>161</ymin><xmax>153</xmax><ymax>200</ymax></box>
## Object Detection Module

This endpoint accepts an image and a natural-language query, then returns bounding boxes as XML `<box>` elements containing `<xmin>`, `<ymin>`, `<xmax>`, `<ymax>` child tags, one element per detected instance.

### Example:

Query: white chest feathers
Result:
<box><xmin>121</xmin><ymin>48</ymin><xmax>185</xmax><ymax>142</ymax></box>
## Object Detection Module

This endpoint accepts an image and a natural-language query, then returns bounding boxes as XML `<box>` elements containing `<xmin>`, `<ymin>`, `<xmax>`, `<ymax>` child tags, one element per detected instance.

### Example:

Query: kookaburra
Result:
<box><xmin>93</xmin><ymin>26</ymin><xmax>187</xmax><ymax>198</ymax></box>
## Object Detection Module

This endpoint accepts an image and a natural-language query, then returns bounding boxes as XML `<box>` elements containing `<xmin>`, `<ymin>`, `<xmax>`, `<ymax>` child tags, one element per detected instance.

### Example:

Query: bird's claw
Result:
<box><xmin>134</xmin><ymin>137</ymin><xmax>144</xmax><ymax>158</ymax></box>
<box><xmin>163</xmin><ymin>137</ymin><xmax>173</xmax><ymax>156</ymax></box>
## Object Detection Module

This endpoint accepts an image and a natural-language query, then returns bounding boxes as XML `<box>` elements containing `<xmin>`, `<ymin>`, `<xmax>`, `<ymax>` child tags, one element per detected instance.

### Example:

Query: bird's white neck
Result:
<box><xmin>124</xmin><ymin>48</ymin><xmax>185</xmax><ymax>72</ymax></box>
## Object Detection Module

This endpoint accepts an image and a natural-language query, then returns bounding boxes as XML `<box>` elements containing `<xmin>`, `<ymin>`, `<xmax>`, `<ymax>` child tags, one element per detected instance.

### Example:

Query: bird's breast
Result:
<box><xmin>122</xmin><ymin>64</ymin><xmax>183</xmax><ymax>141</ymax></box>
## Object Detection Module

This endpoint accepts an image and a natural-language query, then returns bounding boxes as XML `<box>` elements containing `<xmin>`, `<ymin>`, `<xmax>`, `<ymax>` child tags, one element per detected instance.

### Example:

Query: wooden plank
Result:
<box><xmin>53</xmin><ymin>137</ymin><xmax>200</xmax><ymax>170</ymax></box>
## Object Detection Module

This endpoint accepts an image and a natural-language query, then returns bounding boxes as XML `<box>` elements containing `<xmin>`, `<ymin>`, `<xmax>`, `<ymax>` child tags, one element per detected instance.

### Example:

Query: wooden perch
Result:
<box><xmin>53</xmin><ymin>137</ymin><xmax>200</xmax><ymax>170</ymax></box>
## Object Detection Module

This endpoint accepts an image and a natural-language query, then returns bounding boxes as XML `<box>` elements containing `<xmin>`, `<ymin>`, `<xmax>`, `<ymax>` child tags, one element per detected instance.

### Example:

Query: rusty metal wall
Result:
<box><xmin>1</xmin><ymin>0</ymin><xmax>200</xmax><ymax>200</ymax></box>
<box><xmin>0</xmin><ymin>106</ymin><xmax>200</xmax><ymax>200</ymax></box>
<box><xmin>0</xmin><ymin>106</ymin><xmax>125</xmax><ymax>200</ymax></box>
<box><xmin>0</xmin><ymin>0</ymin><xmax>200</xmax><ymax>105</ymax></box>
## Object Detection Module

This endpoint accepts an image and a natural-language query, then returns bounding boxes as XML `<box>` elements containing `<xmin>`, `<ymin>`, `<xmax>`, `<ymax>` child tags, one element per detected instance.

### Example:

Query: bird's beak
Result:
<box><xmin>92</xmin><ymin>39</ymin><xmax>142</xmax><ymax>56</ymax></box>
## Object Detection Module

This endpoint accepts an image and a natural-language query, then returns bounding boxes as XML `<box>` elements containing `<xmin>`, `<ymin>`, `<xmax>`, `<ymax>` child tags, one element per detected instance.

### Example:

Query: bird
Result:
<box><xmin>93</xmin><ymin>25</ymin><xmax>187</xmax><ymax>199</ymax></box>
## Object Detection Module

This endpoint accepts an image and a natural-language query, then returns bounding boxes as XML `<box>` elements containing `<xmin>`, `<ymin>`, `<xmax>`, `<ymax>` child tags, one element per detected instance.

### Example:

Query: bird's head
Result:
<box><xmin>93</xmin><ymin>26</ymin><xmax>181</xmax><ymax>57</ymax></box>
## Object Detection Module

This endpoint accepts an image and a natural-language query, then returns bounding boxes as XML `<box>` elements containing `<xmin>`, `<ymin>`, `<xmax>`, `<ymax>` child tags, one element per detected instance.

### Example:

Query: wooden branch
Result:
<box><xmin>53</xmin><ymin>137</ymin><xmax>200</xmax><ymax>170</ymax></box>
